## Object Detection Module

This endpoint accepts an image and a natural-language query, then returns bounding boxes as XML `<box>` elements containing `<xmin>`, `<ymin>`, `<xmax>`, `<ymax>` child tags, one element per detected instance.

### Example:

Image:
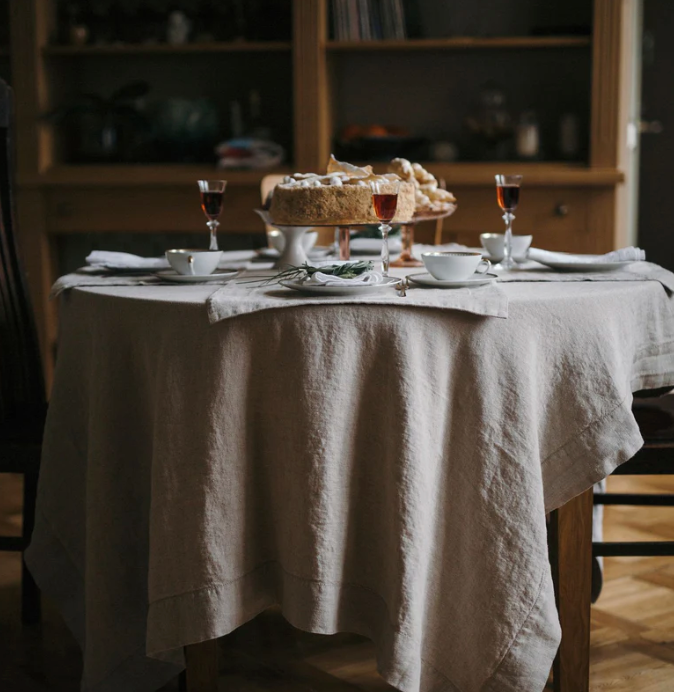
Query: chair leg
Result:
<box><xmin>185</xmin><ymin>639</ymin><xmax>219</xmax><ymax>692</ymax></box>
<box><xmin>550</xmin><ymin>488</ymin><xmax>593</xmax><ymax>692</ymax></box>
<box><xmin>21</xmin><ymin>469</ymin><xmax>41</xmax><ymax>625</ymax></box>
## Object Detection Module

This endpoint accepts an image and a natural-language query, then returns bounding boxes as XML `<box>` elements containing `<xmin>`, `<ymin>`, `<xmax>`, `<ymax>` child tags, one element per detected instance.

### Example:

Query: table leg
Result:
<box><xmin>550</xmin><ymin>488</ymin><xmax>593</xmax><ymax>692</ymax></box>
<box><xmin>185</xmin><ymin>639</ymin><xmax>219</xmax><ymax>692</ymax></box>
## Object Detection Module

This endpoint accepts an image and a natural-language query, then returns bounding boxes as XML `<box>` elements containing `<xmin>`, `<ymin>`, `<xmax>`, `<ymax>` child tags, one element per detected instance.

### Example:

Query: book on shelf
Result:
<box><xmin>331</xmin><ymin>0</ymin><xmax>410</xmax><ymax>41</ymax></box>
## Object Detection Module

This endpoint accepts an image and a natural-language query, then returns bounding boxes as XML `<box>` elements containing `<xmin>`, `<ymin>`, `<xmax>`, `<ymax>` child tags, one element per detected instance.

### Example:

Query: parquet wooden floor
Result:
<box><xmin>1</xmin><ymin>472</ymin><xmax>673</xmax><ymax>691</ymax></box>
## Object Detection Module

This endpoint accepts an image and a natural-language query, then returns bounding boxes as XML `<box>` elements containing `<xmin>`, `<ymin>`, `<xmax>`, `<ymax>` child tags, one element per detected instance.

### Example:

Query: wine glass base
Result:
<box><xmin>390</xmin><ymin>255</ymin><xmax>423</xmax><ymax>268</ymax></box>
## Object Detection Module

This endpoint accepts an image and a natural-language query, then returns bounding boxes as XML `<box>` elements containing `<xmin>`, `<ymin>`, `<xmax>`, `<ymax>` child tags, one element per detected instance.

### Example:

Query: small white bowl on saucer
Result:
<box><xmin>421</xmin><ymin>251</ymin><xmax>491</xmax><ymax>282</ymax></box>
<box><xmin>166</xmin><ymin>249</ymin><xmax>222</xmax><ymax>276</ymax></box>
<box><xmin>480</xmin><ymin>234</ymin><xmax>533</xmax><ymax>262</ymax></box>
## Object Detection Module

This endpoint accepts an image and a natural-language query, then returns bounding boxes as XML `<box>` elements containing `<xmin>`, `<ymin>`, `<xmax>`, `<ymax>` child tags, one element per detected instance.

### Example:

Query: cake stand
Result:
<box><xmin>255</xmin><ymin>210</ymin><xmax>373</xmax><ymax>264</ymax></box>
<box><xmin>390</xmin><ymin>205</ymin><xmax>458</xmax><ymax>268</ymax></box>
<box><xmin>254</xmin><ymin>209</ymin><xmax>316</xmax><ymax>268</ymax></box>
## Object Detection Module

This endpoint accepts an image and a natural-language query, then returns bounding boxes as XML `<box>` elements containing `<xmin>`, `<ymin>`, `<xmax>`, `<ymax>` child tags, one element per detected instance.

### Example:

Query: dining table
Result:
<box><xmin>25</xmin><ymin>249</ymin><xmax>674</xmax><ymax>692</ymax></box>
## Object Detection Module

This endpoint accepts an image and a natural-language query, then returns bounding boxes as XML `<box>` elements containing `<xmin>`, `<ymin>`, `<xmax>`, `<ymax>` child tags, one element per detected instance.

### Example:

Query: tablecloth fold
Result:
<box><xmin>207</xmin><ymin>278</ymin><xmax>508</xmax><ymax>322</ymax></box>
<box><xmin>496</xmin><ymin>261</ymin><xmax>674</xmax><ymax>292</ymax></box>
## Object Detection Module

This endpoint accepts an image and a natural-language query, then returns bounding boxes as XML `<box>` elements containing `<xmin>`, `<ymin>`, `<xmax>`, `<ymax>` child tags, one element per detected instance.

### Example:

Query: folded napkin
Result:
<box><xmin>86</xmin><ymin>251</ymin><xmax>170</xmax><ymax>271</ymax></box>
<box><xmin>528</xmin><ymin>246</ymin><xmax>646</xmax><ymax>266</ymax></box>
<box><xmin>495</xmin><ymin>261</ymin><xmax>674</xmax><ymax>293</ymax></box>
<box><xmin>206</xmin><ymin>273</ymin><xmax>508</xmax><ymax>323</ymax></box>
<box><xmin>306</xmin><ymin>271</ymin><xmax>384</xmax><ymax>286</ymax></box>
<box><xmin>50</xmin><ymin>271</ymin><xmax>159</xmax><ymax>298</ymax></box>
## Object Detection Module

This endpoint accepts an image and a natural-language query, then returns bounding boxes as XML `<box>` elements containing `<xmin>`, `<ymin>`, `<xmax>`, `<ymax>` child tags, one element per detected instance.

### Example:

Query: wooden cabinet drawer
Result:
<box><xmin>422</xmin><ymin>186</ymin><xmax>593</xmax><ymax>253</ymax></box>
<box><xmin>46</xmin><ymin>186</ymin><xmax>264</xmax><ymax>234</ymax></box>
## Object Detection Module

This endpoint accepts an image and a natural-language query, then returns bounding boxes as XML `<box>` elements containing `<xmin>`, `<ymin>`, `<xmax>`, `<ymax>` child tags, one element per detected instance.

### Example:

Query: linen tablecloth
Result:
<box><xmin>27</xmin><ymin>280</ymin><xmax>674</xmax><ymax>692</ymax></box>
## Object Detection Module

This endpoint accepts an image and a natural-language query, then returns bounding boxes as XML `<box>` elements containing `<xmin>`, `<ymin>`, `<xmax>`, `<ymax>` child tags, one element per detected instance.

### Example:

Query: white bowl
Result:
<box><xmin>269</xmin><ymin>230</ymin><xmax>318</xmax><ymax>253</ymax></box>
<box><xmin>421</xmin><ymin>251</ymin><xmax>491</xmax><ymax>282</ymax></box>
<box><xmin>480</xmin><ymin>233</ymin><xmax>533</xmax><ymax>261</ymax></box>
<box><xmin>166</xmin><ymin>249</ymin><xmax>222</xmax><ymax>276</ymax></box>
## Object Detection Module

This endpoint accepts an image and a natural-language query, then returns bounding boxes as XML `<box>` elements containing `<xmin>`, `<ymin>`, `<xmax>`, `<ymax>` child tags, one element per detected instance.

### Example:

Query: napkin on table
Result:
<box><xmin>86</xmin><ymin>251</ymin><xmax>170</xmax><ymax>271</ymax></box>
<box><xmin>528</xmin><ymin>246</ymin><xmax>646</xmax><ymax>266</ymax></box>
<box><xmin>305</xmin><ymin>271</ymin><xmax>384</xmax><ymax>286</ymax></box>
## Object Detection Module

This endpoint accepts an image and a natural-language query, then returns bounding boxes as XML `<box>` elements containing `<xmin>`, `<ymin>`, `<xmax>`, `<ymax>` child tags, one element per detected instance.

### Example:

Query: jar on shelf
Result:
<box><xmin>516</xmin><ymin>111</ymin><xmax>540</xmax><ymax>160</ymax></box>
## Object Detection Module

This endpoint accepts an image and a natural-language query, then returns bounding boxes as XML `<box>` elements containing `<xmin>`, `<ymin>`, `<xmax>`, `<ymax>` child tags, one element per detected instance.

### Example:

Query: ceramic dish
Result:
<box><xmin>407</xmin><ymin>272</ymin><xmax>497</xmax><ymax>288</ymax></box>
<box><xmin>533</xmin><ymin>260</ymin><xmax>636</xmax><ymax>272</ymax></box>
<box><xmin>279</xmin><ymin>276</ymin><xmax>399</xmax><ymax>296</ymax></box>
<box><xmin>154</xmin><ymin>269</ymin><xmax>239</xmax><ymax>283</ymax></box>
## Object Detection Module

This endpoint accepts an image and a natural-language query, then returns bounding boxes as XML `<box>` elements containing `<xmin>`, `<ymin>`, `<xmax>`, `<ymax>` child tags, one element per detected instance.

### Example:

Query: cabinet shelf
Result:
<box><xmin>326</xmin><ymin>36</ymin><xmax>591</xmax><ymax>52</ymax></box>
<box><xmin>20</xmin><ymin>164</ymin><xmax>293</xmax><ymax>188</ymax></box>
<box><xmin>43</xmin><ymin>41</ymin><xmax>292</xmax><ymax>57</ymax></box>
<box><xmin>20</xmin><ymin>162</ymin><xmax>621</xmax><ymax>189</ymax></box>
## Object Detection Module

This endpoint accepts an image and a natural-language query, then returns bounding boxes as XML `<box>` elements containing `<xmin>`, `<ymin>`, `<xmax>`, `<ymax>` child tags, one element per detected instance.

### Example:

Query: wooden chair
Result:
<box><xmin>0</xmin><ymin>78</ymin><xmax>45</xmax><ymax>625</ymax></box>
<box><xmin>593</xmin><ymin>391</ymin><xmax>674</xmax><ymax>561</ymax></box>
<box><xmin>547</xmin><ymin>389</ymin><xmax>674</xmax><ymax>692</ymax></box>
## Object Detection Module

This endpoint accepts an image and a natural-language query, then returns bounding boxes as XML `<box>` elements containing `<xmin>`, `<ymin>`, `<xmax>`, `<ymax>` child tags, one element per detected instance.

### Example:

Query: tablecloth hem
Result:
<box><xmin>542</xmin><ymin>350</ymin><xmax>674</xmax><ymax>512</ymax></box>
<box><xmin>146</xmin><ymin>559</ymin><xmax>555</xmax><ymax>692</ymax></box>
<box><xmin>26</xmin><ymin>510</ymin><xmax>184</xmax><ymax>692</ymax></box>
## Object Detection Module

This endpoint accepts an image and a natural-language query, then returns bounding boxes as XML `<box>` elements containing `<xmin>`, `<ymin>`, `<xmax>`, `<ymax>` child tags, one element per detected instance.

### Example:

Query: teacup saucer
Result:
<box><xmin>407</xmin><ymin>272</ymin><xmax>497</xmax><ymax>288</ymax></box>
<box><xmin>154</xmin><ymin>269</ymin><xmax>239</xmax><ymax>283</ymax></box>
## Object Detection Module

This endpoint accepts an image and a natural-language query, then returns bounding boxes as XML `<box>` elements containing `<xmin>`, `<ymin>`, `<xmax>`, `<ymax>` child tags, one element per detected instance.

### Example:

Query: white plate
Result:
<box><xmin>534</xmin><ymin>260</ymin><xmax>635</xmax><ymax>272</ymax></box>
<box><xmin>280</xmin><ymin>276</ymin><xmax>400</xmax><ymax>296</ymax></box>
<box><xmin>154</xmin><ymin>269</ymin><xmax>239</xmax><ymax>283</ymax></box>
<box><xmin>407</xmin><ymin>272</ymin><xmax>497</xmax><ymax>288</ymax></box>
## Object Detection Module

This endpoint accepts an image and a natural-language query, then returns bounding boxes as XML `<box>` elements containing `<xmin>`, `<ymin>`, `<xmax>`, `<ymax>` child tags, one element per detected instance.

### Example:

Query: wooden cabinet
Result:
<box><xmin>7</xmin><ymin>0</ymin><xmax>636</xmax><ymax>381</ymax></box>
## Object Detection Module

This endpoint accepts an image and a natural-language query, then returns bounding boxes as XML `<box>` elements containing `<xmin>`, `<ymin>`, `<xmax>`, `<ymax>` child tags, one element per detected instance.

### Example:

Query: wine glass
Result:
<box><xmin>494</xmin><ymin>174</ymin><xmax>522</xmax><ymax>270</ymax></box>
<box><xmin>198</xmin><ymin>180</ymin><xmax>227</xmax><ymax>250</ymax></box>
<box><xmin>371</xmin><ymin>179</ymin><xmax>400</xmax><ymax>276</ymax></box>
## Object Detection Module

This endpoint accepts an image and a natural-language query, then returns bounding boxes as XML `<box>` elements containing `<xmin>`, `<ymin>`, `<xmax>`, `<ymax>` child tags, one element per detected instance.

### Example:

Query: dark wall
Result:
<box><xmin>638</xmin><ymin>0</ymin><xmax>674</xmax><ymax>269</ymax></box>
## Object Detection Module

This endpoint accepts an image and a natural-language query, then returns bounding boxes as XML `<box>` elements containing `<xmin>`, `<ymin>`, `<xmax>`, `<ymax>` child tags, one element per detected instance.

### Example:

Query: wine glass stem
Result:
<box><xmin>503</xmin><ymin>212</ymin><xmax>515</xmax><ymax>270</ymax></box>
<box><xmin>380</xmin><ymin>223</ymin><xmax>390</xmax><ymax>276</ymax></box>
<box><xmin>208</xmin><ymin>220</ymin><xmax>219</xmax><ymax>251</ymax></box>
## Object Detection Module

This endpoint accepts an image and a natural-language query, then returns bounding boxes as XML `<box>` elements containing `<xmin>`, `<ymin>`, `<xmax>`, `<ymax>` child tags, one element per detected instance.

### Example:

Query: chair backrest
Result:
<box><xmin>0</xmin><ymin>79</ymin><xmax>45</xmax><ymax>424</ymax></box>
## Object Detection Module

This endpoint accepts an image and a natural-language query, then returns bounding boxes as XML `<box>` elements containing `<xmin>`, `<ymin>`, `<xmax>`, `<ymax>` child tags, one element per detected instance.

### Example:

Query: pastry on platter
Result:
<box><xmin>388</xmin><ymin>158</ymin><xmax>457</xmax><ymax>214</ymax></box>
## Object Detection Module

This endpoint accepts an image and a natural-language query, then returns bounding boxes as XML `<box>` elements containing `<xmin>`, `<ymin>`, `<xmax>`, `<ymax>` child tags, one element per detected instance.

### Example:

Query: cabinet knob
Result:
<box><xmin>554</xmin><ymin>203</ymin><xmax>569</xmax><ymax>217</ymax></box>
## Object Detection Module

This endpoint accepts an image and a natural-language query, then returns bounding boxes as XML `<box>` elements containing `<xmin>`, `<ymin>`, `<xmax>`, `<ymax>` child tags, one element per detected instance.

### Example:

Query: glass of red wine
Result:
<box><xmin>371</xmin><ymin>180</ymin><xmax>400</xmax><ymax>276</ymax></box>
<box><xmin>494</xmin><ymin>174</ymin><xmax>522</xmax><ymax>271</ymax></box>
<box><xmin>198</xmin><ymin>180</ymin><xmax>227</xmax><ymax>250</ymax></box>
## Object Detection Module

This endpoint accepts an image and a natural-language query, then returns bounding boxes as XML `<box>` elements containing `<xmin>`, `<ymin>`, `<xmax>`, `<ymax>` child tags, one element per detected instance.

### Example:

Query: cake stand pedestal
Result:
<box><xmin>255</xmin><ymin>209</ymin><xmax>315</xmax><ymax>269</ymax></box>
<box><xmin>390</xmin><ymin>206</ymin><xmax>457</xmax><ymax>268</ymax></box>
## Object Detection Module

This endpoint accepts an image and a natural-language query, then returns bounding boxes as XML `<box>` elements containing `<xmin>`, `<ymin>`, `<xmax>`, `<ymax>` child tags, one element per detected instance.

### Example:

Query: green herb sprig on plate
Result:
<box><xmin>242</xmin><ymin>261</ymin><xmax>375</xmax><ymax>286</ymax></box>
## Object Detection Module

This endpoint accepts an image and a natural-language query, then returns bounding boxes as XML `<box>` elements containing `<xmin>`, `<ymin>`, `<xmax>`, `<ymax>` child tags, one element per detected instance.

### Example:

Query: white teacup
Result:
<box><xmin>269</xmin><ymin>229</ymin><xmax>318</xmax><ymax>253</ymax></box>
<box><xmin>480</xmin><ymin>233</ymin><xmax>533</xmax><ymax>261</ymax></box>
<box><xmin>421</xmin><ymin>251</ymin><xmax>491</xmax><ymax>281</ymax></box>
<box><xmin>166</xmin><ymin>249</ymin><xmax>222</xmax><ymax>276</ymax></box>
